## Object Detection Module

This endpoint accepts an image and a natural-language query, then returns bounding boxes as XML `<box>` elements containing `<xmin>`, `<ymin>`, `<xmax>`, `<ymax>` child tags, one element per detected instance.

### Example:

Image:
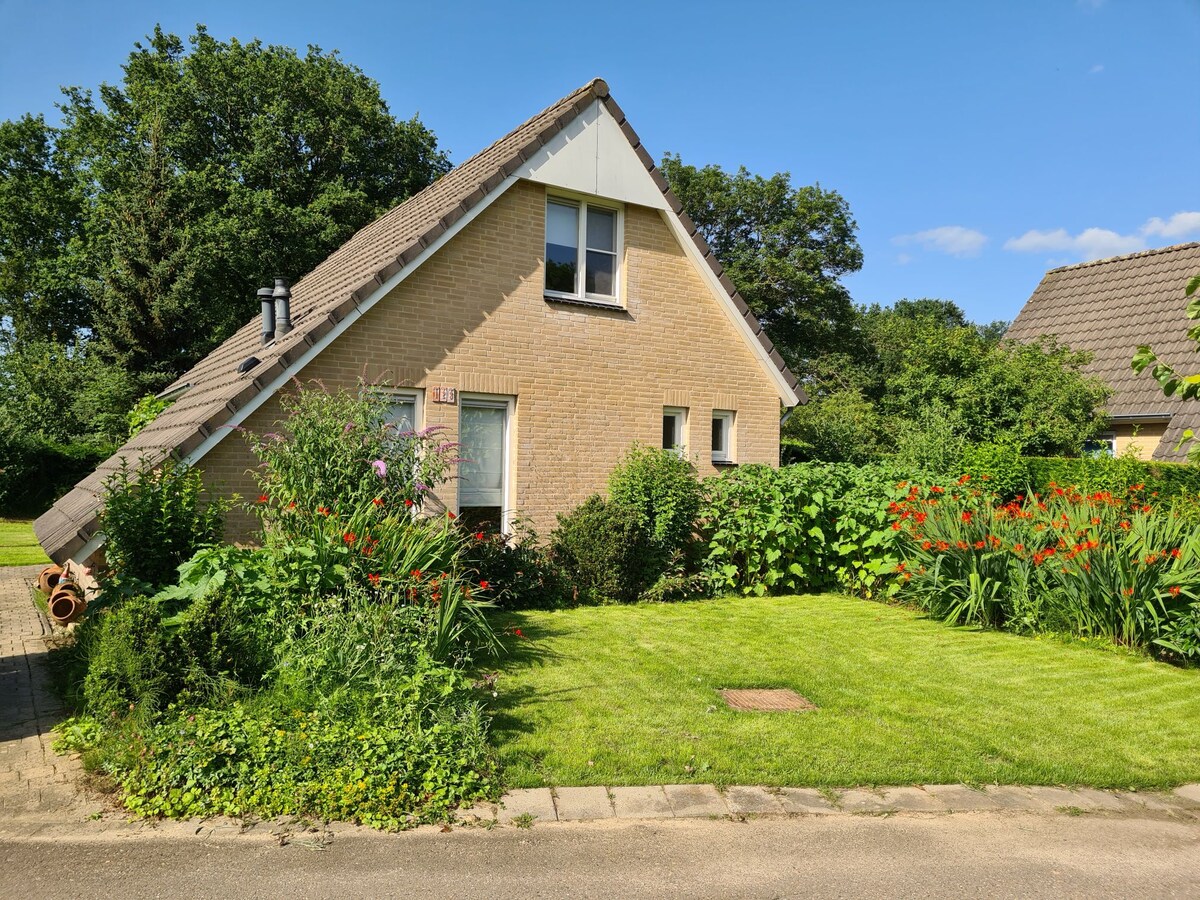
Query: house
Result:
<box><xmin>35</xmin><ymin>78</ymin><xmax>803</xmax><ymax>565</ymax></box>
<box><xmin>1006</xmin><ymin>242</ymin><xmax>1200</xmax><ymax>460</ymax></box>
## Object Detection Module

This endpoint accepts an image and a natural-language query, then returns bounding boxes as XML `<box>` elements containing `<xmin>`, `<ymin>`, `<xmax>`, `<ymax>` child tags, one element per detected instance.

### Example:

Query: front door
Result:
<box><xmin>458</xmin><ymin>398</ymin><xmax>510</xmax><ymax>533</ymax></box>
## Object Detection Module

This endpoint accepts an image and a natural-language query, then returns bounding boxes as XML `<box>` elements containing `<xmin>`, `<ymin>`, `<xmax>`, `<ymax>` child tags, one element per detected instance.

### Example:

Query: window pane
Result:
<box><xmin>663</xmin><ymin>414</ymin><xmax>676</xmax><ymax>450</ymax></box>
<box><xmin>460</xmin><ymin>404</ymin><xmax>506</xmax><ymax>508</ymax></box>
<box><xmin>546</xmin><ymin>202</ymin><xmax>578</xmax><ymax>293</ymax></box>
<box><xmin>585</xmin><ymin>250</ymin><xmax>615</xmax><ymax>296</ymax></box>
<box><xmin>712</xmin><ymin>417</ymin><xmax>725</xmax><ymax>454</ymax></box>
<box><xmin>586</xmin><ymin>207</ymin><xmax>615</xmax><ymax>252</ymax></box>
<box><xmin>389</xmin><ymin>400</ymin><xmax>416</xmax><ymax>434</ymax></box>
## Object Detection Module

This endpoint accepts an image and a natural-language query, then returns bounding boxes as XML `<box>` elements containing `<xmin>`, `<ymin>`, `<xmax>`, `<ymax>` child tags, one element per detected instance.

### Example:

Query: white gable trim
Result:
<box><xmin>518</xmin><ymin>99</ymin><xmax>797</xmax><ymax>406</ymax></box>
<box><xmin>178</xmin><ymin>175</ymin><xmax>522</xmax><ymax>470</ymax></box>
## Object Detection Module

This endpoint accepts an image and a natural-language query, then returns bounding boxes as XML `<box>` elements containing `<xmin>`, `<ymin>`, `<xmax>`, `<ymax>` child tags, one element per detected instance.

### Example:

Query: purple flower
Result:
<box><xmin>372</xmin><ymin>459</ymin><xmax>387</xmax><ymax>478</ymax></box>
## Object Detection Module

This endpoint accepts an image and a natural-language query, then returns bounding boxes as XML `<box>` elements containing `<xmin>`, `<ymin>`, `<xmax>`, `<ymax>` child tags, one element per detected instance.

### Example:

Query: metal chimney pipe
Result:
<box><xmin>258</xmin><ymin>286</ymin><xmax>275</xmax><ymax>345</ymax></box>
<box><xmin>273</xmin><ymin>277</ymin><xmax>292</xmax><ymax>337</ymax></box>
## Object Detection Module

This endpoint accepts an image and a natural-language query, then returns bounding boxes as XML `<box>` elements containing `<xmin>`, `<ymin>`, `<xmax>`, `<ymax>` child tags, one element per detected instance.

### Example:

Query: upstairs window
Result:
<box><xmin>545</xmin><ymin>197</ymin><xmax>619</xmax><ymax>301</ymax></box>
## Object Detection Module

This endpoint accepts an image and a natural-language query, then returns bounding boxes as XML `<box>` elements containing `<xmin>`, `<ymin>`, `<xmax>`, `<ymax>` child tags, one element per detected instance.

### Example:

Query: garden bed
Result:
<box><xmin>489</xmin><ymin>594</ymin><xmax>1200</xmax><ymax>790</ymax></box>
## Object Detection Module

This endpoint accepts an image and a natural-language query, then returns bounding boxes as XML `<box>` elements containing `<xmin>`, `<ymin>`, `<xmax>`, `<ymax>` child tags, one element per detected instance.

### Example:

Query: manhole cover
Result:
<box><xmin>719</xmin><ymin>688</ymin><xmax>817</xmax><ymax>712</ymax></box>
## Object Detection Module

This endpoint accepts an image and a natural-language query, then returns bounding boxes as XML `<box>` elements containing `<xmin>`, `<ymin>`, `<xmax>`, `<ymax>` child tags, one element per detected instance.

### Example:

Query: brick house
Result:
<box><xmin>1006</xmin><ymin>242</ymin><xmax>1200</xmax><ymax>461</ymax></box>
<box><xmin>35</xmin><ymin>78</ymin><xmax>803</xmax><ymax>565</ymax></box>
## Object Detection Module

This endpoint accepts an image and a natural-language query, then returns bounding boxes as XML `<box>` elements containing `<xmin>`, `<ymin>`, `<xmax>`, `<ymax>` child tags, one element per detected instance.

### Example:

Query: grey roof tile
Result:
<box><xmin>1006</xmin><ymin>242</ymin><xmax>1200</xmax><ymax>459</ymax></box>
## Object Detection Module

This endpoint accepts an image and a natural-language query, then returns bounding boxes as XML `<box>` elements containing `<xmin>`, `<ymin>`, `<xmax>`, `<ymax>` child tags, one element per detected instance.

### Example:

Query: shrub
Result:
<box><xmin>0</xmin><ymin>421</ymin><xmax>112</xmax><ymax>517</ymax></box>
<box><xmin>551</xmin><ymin>495</ymin><xmax>659</xmax><ymax>604</ymax></box>
<box><xmin>100</xmin><ymin>456</ymin><xmax>228</xmax><ymax>592</ymax></box>
<box><xmin>961</xmin><ymin>440</ymin><xmax>1028</xmax><ymax>500</ymax></box>
<box><xmin>1023</xmin><ymin>455</ymin><xmax>1200</xmax><ymax>501</ymax></box>
<box><xmin>607</xmin><ymin>444</ymin><xmax>702</xmax><ymax>559</ymax></box>
<box><xmin>249</xmin><ymin>380</ymin><xmax>457</xmax><ymax>519</ymax></box>
<box><xmin>461</xmin><ymin>519</ymin><xmax>566</xmax><ymax>610</ymax></box>
<box><xmin>702</xmin><ymin>462</ymin><xmax>926</xmax><ymax>600</ymax></box>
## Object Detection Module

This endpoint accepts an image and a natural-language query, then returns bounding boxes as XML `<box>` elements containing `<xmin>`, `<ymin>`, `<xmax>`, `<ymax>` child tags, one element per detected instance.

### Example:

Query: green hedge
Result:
<box><xmin>0</xmin><ymin>429</ymin><xmax>112</xmax><ymax>517</ymax></box>
<box><xmin>960</xmin><ymin>447</ymin><xmax>1200</xmax><ymax>501</ymax></box>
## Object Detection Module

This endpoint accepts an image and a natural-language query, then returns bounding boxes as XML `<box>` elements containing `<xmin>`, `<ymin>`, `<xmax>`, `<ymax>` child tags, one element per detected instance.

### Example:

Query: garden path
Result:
<box><xmin>0</xmin><ymin>565</ymin><xmax>89</xmax><ymax>819</ymax></box>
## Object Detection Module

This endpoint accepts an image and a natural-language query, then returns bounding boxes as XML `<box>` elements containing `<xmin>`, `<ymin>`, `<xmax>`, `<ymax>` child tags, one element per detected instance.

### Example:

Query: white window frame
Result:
<box><xmin>712</xmin><ymin>410</ymin><xmax>735</xmax><ymax>463</ymax></box>
<box><xmin>457</xmin><ymin>394</ymin><xmax>515</xmax><ymax>534</ymax></box>
<box><xmin>663</xmin><ymin>406</ymin><xmax>688</xmax><ymax>455</ymax></box>
<box><xmin>385</xmin><ymin>388</ymin><xmax>424</xmax><ymax>435</ymax></box>
<box><xmin>544</xmin><ymin>192</ymin><xmax>623</xmax><ymax>303</ymax></box>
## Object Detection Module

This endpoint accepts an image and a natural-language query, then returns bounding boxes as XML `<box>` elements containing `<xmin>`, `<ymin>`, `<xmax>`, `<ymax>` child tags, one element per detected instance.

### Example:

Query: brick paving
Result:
<box><xmin>0</xmin><ymin>565</ymin><xmax>88</xmax><ymax>820</ymax></box>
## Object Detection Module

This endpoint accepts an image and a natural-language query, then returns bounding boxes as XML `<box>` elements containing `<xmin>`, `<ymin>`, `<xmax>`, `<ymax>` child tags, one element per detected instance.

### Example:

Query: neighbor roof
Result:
<box><xmin>1005</xmin><ymin>241</ymin><xmax>1200</xmax><ymax>459</ymax></box>
<box><xmin>35</xmin><ymin>78</ymin><xmax>802</xmax><ymax>564</ymax></box>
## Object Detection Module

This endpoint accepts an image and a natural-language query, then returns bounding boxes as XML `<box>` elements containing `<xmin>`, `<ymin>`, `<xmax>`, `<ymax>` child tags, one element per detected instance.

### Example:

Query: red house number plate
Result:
<box><xmin>431</xmin><ymin>387</ymin><xmax>457</xmax><ymax>404</ymax></box>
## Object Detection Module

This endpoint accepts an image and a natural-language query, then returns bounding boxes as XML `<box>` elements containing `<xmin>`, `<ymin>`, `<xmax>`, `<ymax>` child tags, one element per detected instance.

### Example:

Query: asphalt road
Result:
<box><xmin>4</xmin><ymin>811</ymin><xmax>1199</xmax><ymax>899</ymax></box>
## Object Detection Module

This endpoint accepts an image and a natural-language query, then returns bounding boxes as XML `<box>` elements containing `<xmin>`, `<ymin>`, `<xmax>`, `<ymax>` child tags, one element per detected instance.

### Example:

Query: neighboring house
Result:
<box><xmin>35</xmin><ymin>78</ymin><xmax>803</xmax><ymax>565</ymax></box>
<box><xmin>1006</xmin><ymin>242</ymin><xmax>1200</xmax><ymax>461</ymax></box>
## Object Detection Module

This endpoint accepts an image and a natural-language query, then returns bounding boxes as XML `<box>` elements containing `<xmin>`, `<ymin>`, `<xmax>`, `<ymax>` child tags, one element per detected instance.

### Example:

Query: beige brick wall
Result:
<box><xmin>1110</xmin><ymin>421</ymin><xmax>1168</xmax><ymax>461</ymax></box>
<box><xmin>201</xmin><ymin>179</ymin><xmax>783</xmax><ymax>541</ymax></box>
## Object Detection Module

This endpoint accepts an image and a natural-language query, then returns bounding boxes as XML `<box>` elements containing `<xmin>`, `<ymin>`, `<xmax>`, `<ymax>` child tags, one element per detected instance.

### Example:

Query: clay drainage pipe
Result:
<box><xmin>48</xmin><ymin>583</ymin><xmax>87</xmax><ymax>625</ymax></box>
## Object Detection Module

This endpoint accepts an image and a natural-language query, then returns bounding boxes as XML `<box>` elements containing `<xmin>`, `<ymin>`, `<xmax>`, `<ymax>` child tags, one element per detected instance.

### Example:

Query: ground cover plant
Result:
<box><xmin>52</xmin><ymin>382</ymin><xmax>501</xmax><ymax>829</ymax></box>
<box><xmin>0</xmin><ymin>518</ymin><xmax>49</xmax><ymax>566</ymax></box>
<box><xmin>489</xmin><ymin>594</ymin><xmax>1200</xmax><ymax>789</ymax></box>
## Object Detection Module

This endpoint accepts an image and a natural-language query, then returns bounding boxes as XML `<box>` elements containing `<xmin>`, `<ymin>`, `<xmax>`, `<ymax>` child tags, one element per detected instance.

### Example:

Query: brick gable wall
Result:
<box><xmin>200</xmin><ymin>179</ymin><xmax>782</xmax><ymax>540</ymax></box>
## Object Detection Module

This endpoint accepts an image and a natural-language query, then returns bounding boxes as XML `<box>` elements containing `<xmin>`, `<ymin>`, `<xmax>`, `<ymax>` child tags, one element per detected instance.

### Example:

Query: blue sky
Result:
<box><xmin>1</xmin><ymin>0</ymin><xmax>1197</xmax><ymax>324</ymax></box>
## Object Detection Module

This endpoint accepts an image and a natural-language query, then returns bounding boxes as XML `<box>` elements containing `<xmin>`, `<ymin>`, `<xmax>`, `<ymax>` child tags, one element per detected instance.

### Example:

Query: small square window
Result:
<box><xmin>545</xmin><ymin>196</ymin><xmax>620</xmax><ymax>301</ymax></box>
<box><xmin>712</xmin><ymin>410</ymin><xmax>735</xmax><ymax>463</ymax></box>
<box><xmin>663</xmin><ymin>407</ymin><xmax>687</xmax><ymax>454</ymax></box>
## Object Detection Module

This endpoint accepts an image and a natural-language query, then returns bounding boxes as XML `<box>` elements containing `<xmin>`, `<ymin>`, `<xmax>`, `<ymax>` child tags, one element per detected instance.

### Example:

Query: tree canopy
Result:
<box><xmin>0</xmin><ymin>25</ymin><xmax>449</xmax><ymax>399</ymax></box>
<box><xmin>660</xmin><ymin>154</ymin><xmax>864</xmax><ymax>374</ymax></box>
<box><xmin>784</xmin><ymin>299</ymin><xmax>1111</xmax><ymax>463</ymax></box>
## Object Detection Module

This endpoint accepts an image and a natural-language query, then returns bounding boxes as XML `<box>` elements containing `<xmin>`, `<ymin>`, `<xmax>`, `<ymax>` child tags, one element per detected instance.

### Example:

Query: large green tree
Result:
<box><xmin>784</xmin><ymin>299</ymin><xmax>1111</xmax><ymax>462</ymax></box>
<box><xmin>660</xmin><ymin>154</ymin><xmax>864</xmax><ymax>374</ymax></box>
<box><xmin>0</xmin><ymin>25</ymin><xmax>450</xmax><ymax>395</ymax></box>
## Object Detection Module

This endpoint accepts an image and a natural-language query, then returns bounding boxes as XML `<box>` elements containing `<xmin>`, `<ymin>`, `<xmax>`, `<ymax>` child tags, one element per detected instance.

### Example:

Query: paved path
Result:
<box><xmin>0</xmin><ymin>565</ymin><xmax>88</xmax><ymax>820</ymax></box>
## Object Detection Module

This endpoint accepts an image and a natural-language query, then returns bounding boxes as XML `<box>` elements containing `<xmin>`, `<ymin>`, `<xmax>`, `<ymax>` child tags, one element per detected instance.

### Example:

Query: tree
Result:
<box><xmin>784</xmin><ymin>299</ymin><xmax>1110</xmax><ymax>463</ymax></box>
<box><xmin>660</xmin><ymin>154</ymin><xmax>864</xmax><ymax>374</ymax></box>
<box><xmin>0</xmin><ymin>24</ymin><xmax>450</xmax><ymax>395</ymax></box>
<box><xmin>0</xmin><ymin>115</ymin><xmax>88</xmax><ymax>342</ymax></box>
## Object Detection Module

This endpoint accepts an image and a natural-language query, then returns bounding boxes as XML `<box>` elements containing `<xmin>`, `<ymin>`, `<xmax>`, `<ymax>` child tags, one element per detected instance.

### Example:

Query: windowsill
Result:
<box><xmin>544</xmin><ymin>293</ymin><xmax>628</xmax><ymax>313</ymax></box>
<box><xmin>712</xmin><ymin>459</ymin><xmax>738</xmax><ymax>467</ymax></box>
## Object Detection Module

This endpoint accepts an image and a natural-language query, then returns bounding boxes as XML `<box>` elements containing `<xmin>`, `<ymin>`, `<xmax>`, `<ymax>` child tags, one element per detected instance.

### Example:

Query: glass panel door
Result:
<box><xmin>459</xmin><ymin>400</ymin><xmax>508</xmax><ymax>530</ymax></box>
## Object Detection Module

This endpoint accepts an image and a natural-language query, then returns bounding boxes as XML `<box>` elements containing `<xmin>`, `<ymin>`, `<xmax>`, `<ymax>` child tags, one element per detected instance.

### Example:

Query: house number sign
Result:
<box><xmin>430</xmin><ymin>386</ymin><xmax>457</xmax><ymax>404</ymax></box>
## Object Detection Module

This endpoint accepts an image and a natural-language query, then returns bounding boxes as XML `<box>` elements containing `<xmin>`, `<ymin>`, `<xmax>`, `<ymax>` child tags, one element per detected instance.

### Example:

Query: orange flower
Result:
<box><xmin>367</xmin><ymin>572</ymin><xmax>380</xmax><ymax>586</ymax></box>
<box><xmin>257</xmin><ymin>494</ymin><xmax>268</xmax><ymax>504</ymax></box>
<box><xmin>1169</xmin><ymin>586</ymin><xmax>1182</xmax><ymax>596</ymax></box>
<box><xmin>961</xmin><ymin>511</ymin><xmax>973</xmax><ymax>523</ymax></box>
<box><xmin>318</xmin><ymin>506</ymin><xmax>330</xmax><ymax>516</ymax></box>
<box><xmin>373</xmin><ymin>497</ymin><xmax>384</xmax><ymax>507</ymax></box>
<box><xmin>1013</xmin><ymin>543</ymin><xmax>1025</xmax><ymax>552</ymax></box>
<box><xmin>479</xmin><ymin>580</ymin><xmax>490</xmax><ymax>590</ymax></box>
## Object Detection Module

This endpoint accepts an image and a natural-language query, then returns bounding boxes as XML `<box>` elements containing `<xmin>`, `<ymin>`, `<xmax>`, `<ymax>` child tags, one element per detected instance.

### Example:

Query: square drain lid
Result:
<box><xmin>720</xmin><ymin>688</ymin><xmax>816</xmax><ymax>712</ymax></box>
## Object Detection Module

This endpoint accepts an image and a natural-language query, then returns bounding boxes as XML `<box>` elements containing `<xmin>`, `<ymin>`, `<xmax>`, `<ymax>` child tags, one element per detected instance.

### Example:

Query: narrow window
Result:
<box><xmin>545</xmin><ymin>200</ymin><xmax>579</xmax><ymax>294</ymax></box>
<box><xmin>712</xmin><ymin>410</ymin><xmax>734</xmax><ymax>463</ymax></box>
<box><xmin>585</xmin><ymin>207</ymin><xmax>616</xmax><ymax>296</ymax></box>
<box><xmin>387</xmin><ymin>392</ymin><xmax>421</xmax><ymax>434</ymax></box>
<box><xmin>663</xmin><ymin>407</ymin><xmax>687</xmax><ymax>454</ymax></box>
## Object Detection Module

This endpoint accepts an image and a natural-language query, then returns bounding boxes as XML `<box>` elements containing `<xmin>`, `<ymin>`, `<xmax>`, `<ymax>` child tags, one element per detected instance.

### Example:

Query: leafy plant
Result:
<box><xmin>551</xmin><ymin>495</ymin><xmax>660</xmax><ymax>604</ymax></box>
<box><xmin>99</xmin><ymin>455</ymin><xmax>227</xmax><ymax>591</ymax></box>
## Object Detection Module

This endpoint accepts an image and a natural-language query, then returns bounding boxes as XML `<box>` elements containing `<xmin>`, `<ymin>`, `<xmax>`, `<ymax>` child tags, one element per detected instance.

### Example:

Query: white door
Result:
<box><xmin>458</xmin><ymin>398</ymin><xmax>510</xmax><ymax>532</ymax></box>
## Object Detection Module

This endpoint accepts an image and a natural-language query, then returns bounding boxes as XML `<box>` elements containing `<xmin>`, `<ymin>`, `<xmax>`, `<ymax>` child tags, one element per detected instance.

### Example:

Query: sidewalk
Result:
<box><xmin>1</xmin><ymin>562</ymin><xmax>1197</xmax><ymax>840</ymax></box>
<box><xmin>0</xmin><ymin>565</ymin><xmax>87</xmax><ymax>820</ymax></box>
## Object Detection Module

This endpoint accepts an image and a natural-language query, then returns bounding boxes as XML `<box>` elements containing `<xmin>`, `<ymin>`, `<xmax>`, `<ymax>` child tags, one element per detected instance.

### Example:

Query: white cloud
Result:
<box><xmin>1089</xmin><ymin>63</ymin><xmax>1104</xmax><ymax>75</ymax></box>
<box><xmin>1143</xmin><ymin>211</ymin><xmax>1200</xmax><ymax>238</ymax></box>
<box><xmin>1004</xmin><ymin>211</ymin><xmax>1200</xmax><ymax>262</ymax></box>
<box><xmin>893</xmin><ymin>225</ymin><xmax>988</xmax><ymax>258</ymax></box>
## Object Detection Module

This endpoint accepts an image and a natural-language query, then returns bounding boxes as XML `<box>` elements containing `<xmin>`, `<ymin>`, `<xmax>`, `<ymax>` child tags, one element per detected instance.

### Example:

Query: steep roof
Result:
<box><xmin>35</xmin><ymin>78</ymin><xmax>802</xmax><ymax>564</ymax></box>
<box><xmin>1005</xmin><ymin>241</ymin><xmax>1200</xmax><ymax>459</ymax></box>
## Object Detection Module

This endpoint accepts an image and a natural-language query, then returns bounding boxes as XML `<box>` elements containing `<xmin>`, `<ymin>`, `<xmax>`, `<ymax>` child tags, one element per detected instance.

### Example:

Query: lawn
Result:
<box><xmin>490</xmin><ymin>594</ymin><xmax>1200</xmax><ymax>790</ymax></box>
<box><xmin>0</xmin><ymin>519</ymin><xmax>49</xmax><ymax>567</ymax></box>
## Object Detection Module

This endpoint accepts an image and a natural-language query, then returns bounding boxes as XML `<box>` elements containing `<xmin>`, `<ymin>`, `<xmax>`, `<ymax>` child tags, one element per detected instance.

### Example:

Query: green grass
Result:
<box><xmin>0</xmin><ymin>519</ymin><xmax>50</xmax><ymax>567</ymax></box>
<box><xmin>490</xmin><ymin>594</ymin><xmax>1200</xmax><ymax>790</ymax></box>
